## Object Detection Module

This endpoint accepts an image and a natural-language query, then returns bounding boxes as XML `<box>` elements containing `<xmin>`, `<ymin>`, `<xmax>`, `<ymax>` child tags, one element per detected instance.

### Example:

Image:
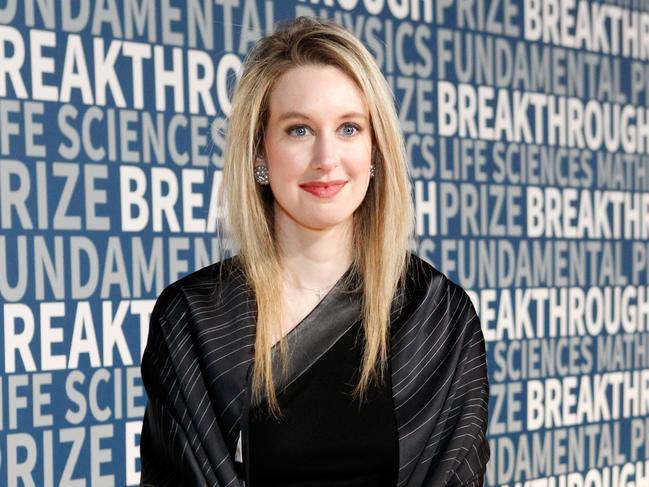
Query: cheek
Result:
<box><xmin>348</xmin><ymin>153</ymin><xmax>372</xmax><ymax>176</ymax></box>
<box><xmin>271</xmin><ymin>161</ymin><xmax>303</xmax><ymax>185</ymax></box>
<box><xmin>267</xmin><ymin>148</ymin><xmax>305</xmax><ymax>182</ymax></box>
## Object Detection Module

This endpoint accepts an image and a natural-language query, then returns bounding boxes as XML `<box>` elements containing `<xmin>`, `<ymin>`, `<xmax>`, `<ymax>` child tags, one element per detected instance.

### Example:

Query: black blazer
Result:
<box><xmin>139</xmin><ymin>253</ymin><xmax>490</xmax><ymax>486</ymax></box>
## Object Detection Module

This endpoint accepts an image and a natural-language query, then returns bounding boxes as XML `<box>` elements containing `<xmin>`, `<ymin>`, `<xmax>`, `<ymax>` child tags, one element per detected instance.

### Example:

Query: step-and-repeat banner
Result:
<box><xmin>1</xmin><ymin>1</ymin><xmax>648</xmax><ymax>485</ymax></box>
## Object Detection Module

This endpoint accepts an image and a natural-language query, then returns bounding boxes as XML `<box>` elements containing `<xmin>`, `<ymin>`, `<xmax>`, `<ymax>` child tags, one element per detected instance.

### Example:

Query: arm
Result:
<box><xmin>139</xmin><ymin>288</ymin><xmax>211</xmax><ymax>487</ymax></box>
<box><xmin>140</xmin><ymin>394</ymin><xmax>208</xmax><ymax>487</ymax></box>
<box><xmin>422</xmin><ymin>291</ymin><xmax>490</xmax><ymax>486</ymax></box>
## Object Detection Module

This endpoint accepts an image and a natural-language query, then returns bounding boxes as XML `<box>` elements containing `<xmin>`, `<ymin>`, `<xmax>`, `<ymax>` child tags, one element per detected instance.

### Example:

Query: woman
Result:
<box><xmin>140</xmin><ymin>16</ymin><xmax>489</xmax><ymax>487</ymax></box>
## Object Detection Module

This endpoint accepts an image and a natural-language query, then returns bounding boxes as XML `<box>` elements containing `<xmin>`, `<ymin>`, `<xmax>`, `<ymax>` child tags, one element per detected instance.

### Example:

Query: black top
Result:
<box><xmin>140</xmin><ymin>253</ymin><xmax>490</xmax><ymax>487</ymax></box>
<box><xmin>248</xmin><ymin>320</ymin><xmax>398</xmax><ymax>486</ymax></box>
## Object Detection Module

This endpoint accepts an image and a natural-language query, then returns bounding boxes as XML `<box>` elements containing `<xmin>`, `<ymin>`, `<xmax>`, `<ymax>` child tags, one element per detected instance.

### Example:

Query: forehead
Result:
<box><xmin>268</xmin><ymin>64</ymin><xmax>369</xmax><ymax>118</ymax></box>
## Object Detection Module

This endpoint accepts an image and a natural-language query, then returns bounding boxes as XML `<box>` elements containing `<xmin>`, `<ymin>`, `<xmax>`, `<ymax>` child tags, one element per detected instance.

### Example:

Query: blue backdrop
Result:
<box><xmin>1</xmin><ymin>0</ymin><xmax>648</xmax><ymax>485</ymax></box>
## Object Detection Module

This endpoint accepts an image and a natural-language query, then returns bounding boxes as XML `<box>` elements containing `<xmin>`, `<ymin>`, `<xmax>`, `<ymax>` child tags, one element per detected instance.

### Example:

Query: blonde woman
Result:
<box><xmin>140</xmin><ymin>16</ymin><xmax>489</xmax><ymax>487</ymax></box>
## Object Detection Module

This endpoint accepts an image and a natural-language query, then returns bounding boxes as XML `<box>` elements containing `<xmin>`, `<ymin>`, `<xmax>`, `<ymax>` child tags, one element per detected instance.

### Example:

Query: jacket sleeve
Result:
<box><xmin>139</xmin><ymin>287</ymin><xmax>210</xmax><ymax>487</ymax></box>
<box><xmin>422</xmin><ymin>289</ymin><xmax>490</xmax><ymax>486</ymax></box>
<box><xmin>140</xmin><ymin>395</ymin><xmax>208</xmax><ymax>486</ymax></box>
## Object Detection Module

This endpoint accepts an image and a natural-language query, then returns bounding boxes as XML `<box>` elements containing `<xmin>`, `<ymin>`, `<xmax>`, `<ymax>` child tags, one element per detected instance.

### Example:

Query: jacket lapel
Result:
<box><xmin>206</xmin><ymin>255</ymin><xmax>449</xmax><ymax>486</ymax></box>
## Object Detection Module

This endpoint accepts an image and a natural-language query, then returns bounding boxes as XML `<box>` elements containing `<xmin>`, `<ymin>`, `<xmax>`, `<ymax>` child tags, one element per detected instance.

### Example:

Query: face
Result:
<box><xmin>262</xmin><ymin>64</ymin><xmax>373</xmax><ymax>234</ymax></box>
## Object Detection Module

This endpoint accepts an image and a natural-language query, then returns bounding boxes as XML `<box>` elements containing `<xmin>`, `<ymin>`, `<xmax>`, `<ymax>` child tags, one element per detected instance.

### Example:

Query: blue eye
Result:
<box><xmin>287</xmin><ymin>123</ymin><xmax>361</xmax><ymax>137</ymax></box>
<box><xmin>341</xmin><ymin>124</ymin><xmax>360</xmax><ymax>136</ymax></box>
<box><xmin>288</xmin><ymin>125</ymin><xmax>309</xmax><ymax>137</ymax></box>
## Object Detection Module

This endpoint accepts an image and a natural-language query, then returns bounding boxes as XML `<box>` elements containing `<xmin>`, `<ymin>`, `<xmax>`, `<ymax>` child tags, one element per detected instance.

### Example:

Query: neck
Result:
<box><xmin>275</xmin><ymin>212</ymin><xmax>354</xmax><ymax>290</ymax></box>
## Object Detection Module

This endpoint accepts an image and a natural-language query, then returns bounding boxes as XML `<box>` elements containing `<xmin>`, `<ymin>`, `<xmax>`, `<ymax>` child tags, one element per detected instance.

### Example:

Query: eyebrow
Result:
<box><xmin>277</xmin><ymin>111</ymin><xmax>368</xmax><ymax>122</ymax></box>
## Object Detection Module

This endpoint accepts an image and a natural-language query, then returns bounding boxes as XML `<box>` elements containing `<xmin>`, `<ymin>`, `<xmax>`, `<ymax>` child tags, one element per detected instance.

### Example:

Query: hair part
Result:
<box><xmin>218</xmin><ymin>16</ymin><xmax>415</xmax><ymax>416</ymax></box>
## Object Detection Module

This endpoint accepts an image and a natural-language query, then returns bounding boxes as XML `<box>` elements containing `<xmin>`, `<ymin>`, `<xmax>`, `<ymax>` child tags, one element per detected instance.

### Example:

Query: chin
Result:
<box><xmin>298</xmin><ymin>212</ymin><xmax>353</xmax><ymax>231</ymax></box>
<box><xmin>299</xmin><ymin>220</ymin><xmax>346</xmax><ymax>231</ymax></box>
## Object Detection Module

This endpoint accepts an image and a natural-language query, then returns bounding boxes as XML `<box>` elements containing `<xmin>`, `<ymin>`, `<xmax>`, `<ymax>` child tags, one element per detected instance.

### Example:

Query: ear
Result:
<box><xmin>257</xmin><ymin>123</ymin><xmax>269</xmax><ymax>160</ymax></box>
<box><xmin>255</xmin><ymin>143</ymin><xmax>266</xmax><ymax>163</ymax></box>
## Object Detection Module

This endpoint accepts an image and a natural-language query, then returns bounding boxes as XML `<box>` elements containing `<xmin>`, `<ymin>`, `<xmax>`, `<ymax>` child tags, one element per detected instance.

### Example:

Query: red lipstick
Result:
<box><xmin>299</xmin><ymin>180</ymin><xmax>347</xmax><ymax>198</ymax></box>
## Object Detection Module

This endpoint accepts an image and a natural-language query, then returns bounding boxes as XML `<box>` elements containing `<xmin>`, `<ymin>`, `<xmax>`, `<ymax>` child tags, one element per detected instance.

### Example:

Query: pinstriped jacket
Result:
<box><xmin>139</xmin><ymin>253</ymin><xmax>490</xmax><ymax>486</ymax></box>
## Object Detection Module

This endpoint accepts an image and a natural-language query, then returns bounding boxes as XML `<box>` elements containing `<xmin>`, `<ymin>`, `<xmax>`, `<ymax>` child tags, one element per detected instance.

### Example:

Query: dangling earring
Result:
<box><xmin>369</xmin><ymin>164</ymin><xmax>376</xmax><ymax>178</ymax></box>
<box><xmin>254</xmin><ymin>158</ymin><xmax>270</xmax><ymax>185</ymax></box>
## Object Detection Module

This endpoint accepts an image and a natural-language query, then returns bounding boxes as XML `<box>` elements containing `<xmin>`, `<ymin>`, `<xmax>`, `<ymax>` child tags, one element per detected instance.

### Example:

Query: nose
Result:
<box><xmin>312</xmin><ymin>133</ymin><xmax>340</xmax><ymax>171</ymax></box>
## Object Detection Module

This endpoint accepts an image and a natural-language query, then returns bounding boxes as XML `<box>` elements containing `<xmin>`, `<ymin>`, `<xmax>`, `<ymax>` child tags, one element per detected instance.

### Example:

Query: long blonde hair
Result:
<box><xmin>218</xmin><ymin>16</ymin><xmax>415</xmax><ymax>415</ymax></box>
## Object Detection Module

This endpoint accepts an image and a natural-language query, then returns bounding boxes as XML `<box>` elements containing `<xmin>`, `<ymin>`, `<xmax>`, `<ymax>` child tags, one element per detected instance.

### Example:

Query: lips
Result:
<box><xmin>299</xmin><ymin>180</ymin><xmax>347</xmax><ymax>198</ymax></box>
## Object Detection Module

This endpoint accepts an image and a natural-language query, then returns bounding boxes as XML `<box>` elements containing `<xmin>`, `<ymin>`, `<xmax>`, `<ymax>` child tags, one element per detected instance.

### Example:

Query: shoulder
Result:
<box><xmin>394</xmin><ymin>253</ymin><xmax>478</xmax><ymax>336</ymax></box>
<box><xmin>403</xmin><ymin>252</ymin><xmax>472</xmax><ymax>309</ymax></box>
<box><xmin>142</xmin><ymin>254</ymin><xmax>254</xmax><ymax>378</ymax></box>
<box><xmin>151</xmin><ymin>255</ymin><xmax>249</xmax><ymax>322</ymax></box>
